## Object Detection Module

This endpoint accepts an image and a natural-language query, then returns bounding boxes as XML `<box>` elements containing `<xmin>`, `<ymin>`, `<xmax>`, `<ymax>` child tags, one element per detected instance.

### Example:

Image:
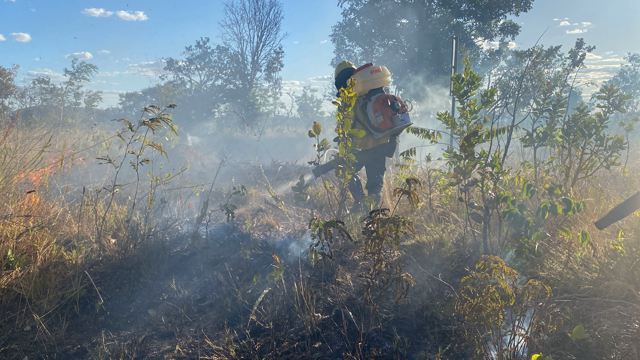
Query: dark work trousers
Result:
<box><xmin>348</xmin><ymin>137</ymin><xmax>397</xmax><ymax>204</ymax></box>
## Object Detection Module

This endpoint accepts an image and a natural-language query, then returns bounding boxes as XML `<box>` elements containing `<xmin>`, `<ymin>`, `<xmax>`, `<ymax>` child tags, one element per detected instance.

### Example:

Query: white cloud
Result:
<box><xmin>320</xmin><ymin>39</ymin><xmax>329</xmax><ymax>45</ymax></box>
<box><xmin>66</xmin><ymin>51</ymin><xmax>94</xmax><ymax>60</ymax></box>
<box><xmin>559</xmin><ymin>20</ymin><xmax>571</xmax><ymax>26</ymax></box>
<box><xmin>585</xmin><ymin>52</ymin><xmax>602</xmax><ymax>60</ymax></box>
<box><xmin>292</xmin><ymin>40</ymin><xmax>300</xmax><ymax>45</ymax></box>
<box><xmin>116</xmin><ymin>10</ymin><xmax>148</xmax><ymax>21</ymax></box>
<box><xmin>82</xmin><ymin>8</ymin><xmax>113</xmax><ymax>17</ymax></box>
<box><xmin>308</xmin><ymin>75</ymin><xmax>332</xmax><ymax>82</ymax></box>
<box><xmin>507</xmin><ymin>41</ymin><xmax>517</xmax><ymax>50</ymax></box>
<box><xmin>11</xmin><ymin>32</ymin><xmax>31</xmax><ymax>42</ymax></box>
<box><xmin>564</xmin><ymin>20</ymin><xmax>592</xmax><ymax>35</ymax></box>
<box><xmin>98</xmin><ymin>49</ymin><xmax>111</xmax><ymax>54</ymax></box>
<box><xmin>26</xmin><ymin>68</ymin><xmax>65</xmax><ymax>82</ymax></box>
<box><xmin>127</xmin><ymin>60</ymin><xmax>165</xmax><ymax>77</ymax></box>
<box><xmin>97</xmin><ymin>70</ymin><xmax>124</xmax><ymax>78</ymax></box>
<box><xmin>0</xmin><ymin>34</ymin><xmax>5</xmax><ymax>42</ymax></box>
<box><xmin>566</xmin><ymin>28</ymin><xmax>587</xmax><ymax>34</ymax></box>
<box><xmin>83</xmin><ymin>8</ymin><xmax>148</xmax><ymax>21</ymax></box>
<box><xmin>576</xmin><ymin>52</ymin><xmax>625</xmax><ymax>97</ymax></box>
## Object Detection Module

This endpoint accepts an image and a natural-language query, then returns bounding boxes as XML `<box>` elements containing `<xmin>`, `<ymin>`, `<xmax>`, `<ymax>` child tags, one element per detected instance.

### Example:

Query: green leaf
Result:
<box><xmin>522</xmin><ymin>182</ymin><xmax>536</xmax><ymax>199</ymax></box>
<box><xmin>350</xmin><ymin>128</ymin><xmax>366</xmax><ymax>138</ymax></box>
<box><xmin>546</xmin><ymin>184</ymin><xmax>562</xmax><ymax>198</ymax></box>
<box><xmin>561</xmin><ymin>197</ymin><xmax>574</xmax><ymax>215</ymax></box>
<box><xmin>405</xmin><ymin>126</ymin><xmax>441</xmax><ymax>143</ymax></box>
<box><xmin>399</xmin><ymin>147</ymin><xmax>417</xmax><ymax>160</ymax></box>
<box><xmin>531</xmin><ymin>354</ymin><xmax>542</xmax><ymax>360</ymax></box>
<box><xmin>6</xmin><ymin>249</ymin><xmax>18</xmax><ymax>269</ymax></box>
<box><xmin>578</xmin><ymin>230</ymin><xmax>591</xmax><ymax>246</ymax></box>
<box><xmin>569</xmin><ymin>324</ymin><xmax>588</xmax><ymax>341</ymax></box>
<box><xmin>537</xmin><ymin>202</ymin><xmax>551</xmax><ymax>220</ymax></box>
<box><xmin>613</xmin><ymin>229</ymin><xmax>626</xmax><ymax>254</ymax></box>
<box><xmin>312</xmin><ymin>121</ymin><xmax>322</xmax><ymax>136</ymax></box>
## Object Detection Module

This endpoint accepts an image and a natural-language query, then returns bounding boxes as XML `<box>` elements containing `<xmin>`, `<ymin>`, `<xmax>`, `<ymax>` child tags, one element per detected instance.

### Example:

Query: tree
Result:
<box><xmin>119</xmin><ymin>83</ymin><xmax>179</xmax><ymax>117</ymax></box>
<box><xmin>26</xmin><ymin>76</ymin><xmax>62</xmax><ymax>108</ymax></box>
<box><xmin>492</xmin><ymin>39</ymin><xmax>594</xmax><ymax>178</ymax></box>
<box><xmin>331</xmin><ymin>0</ymin><xmax>533</xmax><ymax>97</ymax></box>
<box><xmin>606</xmin><ymin>53</ymin><xmax>640</xmax><ymax>166</ymax></box>
<box><xmin>59</xmin><ymin>59</ymin><xmax>99</xmax><ymax>123</ymax></box>
<box><xmin>0</xmin><ymin>65</ymin><xmax>18</xmax><ymax>116</ymax></box>
<box><xmin>295</xmin><ymin>86</ymin><xmax>325</xmax><ymax>121</ymax></box>
<box><xmin>161</xmin><ymin>0</ymin><xmax>285</xmax><ymax>132</ymax></box>
<box><xmin>162</xmin><ymin>38</ymin><xmax>235</xmax><ymax>129</ymax></box>
<box><xmin>163</xmin><ymin>37</ymin><xmax>235</xmax><ymax>95</ymax></box>
<box><xmin>220</xmin><ymin>0</ymin><xmax>285</xmax><ymax>128</ymax></box>
<box><xmin>83</xmin><ymin>90</ymin><xmax>103</xmax><ymax>110</ymax></box>
<box><xmin>608</xmin><ymin>53</ymin><xmax>640</xmax><ymax>112</ymax></box>
<box><xmin>556</xmin><ymin>84</ymin><xmax>628</xmax><ymax>188</ymax></box>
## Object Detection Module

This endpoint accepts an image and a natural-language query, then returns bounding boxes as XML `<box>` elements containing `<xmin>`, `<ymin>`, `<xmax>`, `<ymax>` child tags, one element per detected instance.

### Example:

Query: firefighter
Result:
<box><xmin>334</xmin><ymin>60</ymin><xmax>398</xmax><ymax>212</ymax></box>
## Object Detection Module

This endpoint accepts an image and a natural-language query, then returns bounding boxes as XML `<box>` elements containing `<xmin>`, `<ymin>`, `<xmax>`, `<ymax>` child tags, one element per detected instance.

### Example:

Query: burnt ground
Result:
<box><xmin>3</xmin><ymin>221</ymin><xmax>466</xmax><ymax>359</ymax></box>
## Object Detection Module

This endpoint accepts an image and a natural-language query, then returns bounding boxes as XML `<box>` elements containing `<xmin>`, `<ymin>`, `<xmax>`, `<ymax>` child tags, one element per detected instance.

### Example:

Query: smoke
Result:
<box><xmin>280</xmin><ymin>231</ymin><xmax>314</xmax><ymax>260</ymax></box>
<box><xmin>396</xmin><ymin>74</ymin><xmax>452</xmax><ymax>162</ymax></box>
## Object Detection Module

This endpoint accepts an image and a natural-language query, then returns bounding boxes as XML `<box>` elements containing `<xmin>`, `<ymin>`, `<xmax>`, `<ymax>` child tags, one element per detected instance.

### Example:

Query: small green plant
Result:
<box><xmin>332</xmin><ymin>81</ymin><xmax>363</xmax><ymax>216</ymax></box>
<box><xmin>392</xmin><ymin>177</ymin><xmax>422</xmax><ymax>212</ymax></box>
<box><xmin>456</xmin><ymin>256</ymin><xmax>553</xmax><ymax>360</ymax></box>
<box><xmin>555</xmin><ymin>84</ymin><xmax>628</xmax><ymax>189</ymax></box>
<box><xmin>95</xmin><ymin>104</ymin><xmax>178</xmax><ymax>247</ymax></box>
<box><xmin>308</xmin><ymin>216</ymin><xmax>352</xmax><ymax>261</ymax></box>
<box><xmin>360</xmin><ymin>208</ymin><xmax>415</xmax><ymax>305</ymax></box>
<box><xmin>307</xmin><ymin>120</ymin><xmax>331</xmax><ymax>166</ymax></box>
<box><xmin>437</xmin><ymin>58</ymin><xmax>505</xmax><ymax>254</ymax></box>
<box><xmin>291</xmin><ymin>121</ymin><xmax>329</xmax><ymax>206</ymax></box>
<box><xmin>4</xmin><ymin>248</ymin><xmax>20</xmax><ymax>270</ymax></box>
<box><xmin>498</xmin><ymin>176</ymin><xmax>587</xmax><ymax>269</ymax></box>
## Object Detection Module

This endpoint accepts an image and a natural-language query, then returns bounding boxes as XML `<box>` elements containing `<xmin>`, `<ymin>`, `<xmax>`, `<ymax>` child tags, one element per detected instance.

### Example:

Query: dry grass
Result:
<box><xmin>1</xmin><ymin>116</ymin><xmax>640</xmax><ymax>359</ymax></box>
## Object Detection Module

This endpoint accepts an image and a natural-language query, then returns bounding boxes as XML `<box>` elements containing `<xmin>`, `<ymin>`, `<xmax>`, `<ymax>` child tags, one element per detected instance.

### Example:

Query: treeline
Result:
<box><xmin>1</xmin><ymin>0</ymin><xmax>639</xmax><ymax>142</ymax></box>
<box><xmin>0</xmin><ymin>0</ymin><xmax>548</xmax><ymax>133</ymax></box>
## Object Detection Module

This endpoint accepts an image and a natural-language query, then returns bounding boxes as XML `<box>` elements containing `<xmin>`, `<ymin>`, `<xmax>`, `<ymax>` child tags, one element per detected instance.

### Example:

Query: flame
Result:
<box><xmin>14</xmin><ymin>150</ymin><xmax>80</xmax><ymax>187</ymax></box>
<box><xmin>16</xmin><ymin>161</ymin><xmax>57</xmax><ymax>187</ymax></box>
<box><xmin>21</xmin><ymin>191</ymin><xmax>41</xmax><ymax>209</ymax></box>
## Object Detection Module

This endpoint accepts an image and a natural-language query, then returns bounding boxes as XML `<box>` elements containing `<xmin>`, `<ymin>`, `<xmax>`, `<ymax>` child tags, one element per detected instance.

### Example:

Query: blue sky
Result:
<box><xmin>0</xmin><ymin>0</ymin><xmax>638</xmax><ymax>106</ymax></box>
